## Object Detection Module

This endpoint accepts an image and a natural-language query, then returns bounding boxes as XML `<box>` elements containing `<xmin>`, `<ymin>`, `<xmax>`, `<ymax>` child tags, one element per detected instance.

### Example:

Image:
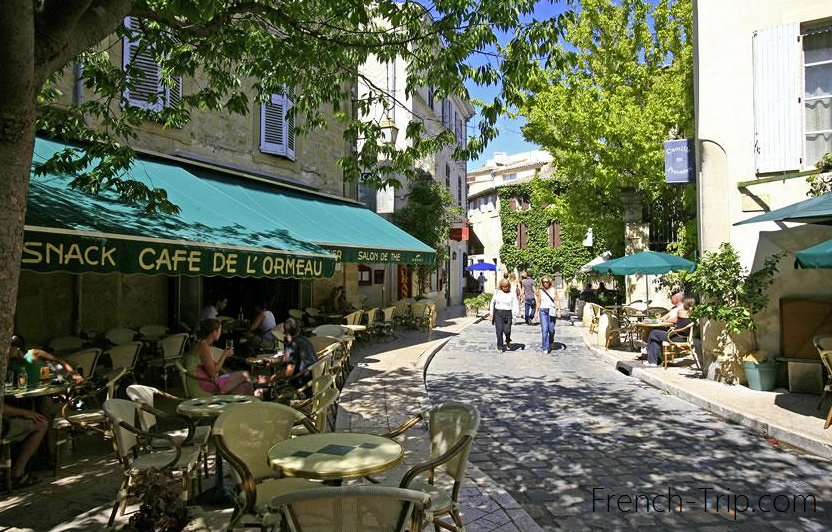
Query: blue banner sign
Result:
<box><xmin>664</xmin><ymin>139</ymin><xmax>695</xmax><ymax>183</ymax></box>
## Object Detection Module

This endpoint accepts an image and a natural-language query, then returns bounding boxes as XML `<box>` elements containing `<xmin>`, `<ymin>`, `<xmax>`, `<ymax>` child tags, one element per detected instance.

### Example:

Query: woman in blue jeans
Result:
<box><xmin>535</xmin><ymin>277</ymin><xmax>562</xmax><ymax>353</ymax></box>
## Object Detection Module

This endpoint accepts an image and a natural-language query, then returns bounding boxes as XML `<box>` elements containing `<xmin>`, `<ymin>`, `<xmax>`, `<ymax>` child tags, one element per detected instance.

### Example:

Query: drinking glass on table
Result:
<box><xmin>225</xmin><ymin>339</ymin><xmax>234</xmax><ymax>353</ymax></box>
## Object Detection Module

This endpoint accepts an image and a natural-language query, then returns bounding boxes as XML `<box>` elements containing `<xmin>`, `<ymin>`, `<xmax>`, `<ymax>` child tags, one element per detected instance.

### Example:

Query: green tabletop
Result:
<box><xmin>268</xmin><ymin>432</ymin><xmax>403</xmax><ymax>481</ymax></box>
<box><xmin>176</xmin><ymin>394</ymin><xmax>259</xmax><ymax>419</ymax></box>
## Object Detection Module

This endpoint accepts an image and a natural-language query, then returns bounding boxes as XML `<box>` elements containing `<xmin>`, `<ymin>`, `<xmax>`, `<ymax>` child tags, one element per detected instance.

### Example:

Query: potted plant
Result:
<box><xmin>464</xmin><ymin>295</ymin><xmax>483</xmax><ymax>317</ymax></box>
<box><xmin>687</xmin><ymin>243</ymin><xmax>784</xmax><ymax>386</ymax></box>
<box><xmin>123</xmin><ymin>468</ymin><xmax>189</xmax><ymax>532</ymax></box>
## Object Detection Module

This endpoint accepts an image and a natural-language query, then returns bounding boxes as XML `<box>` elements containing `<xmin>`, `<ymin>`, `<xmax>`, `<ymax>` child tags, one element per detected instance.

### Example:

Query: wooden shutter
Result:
<box><xmin>548</xmin><ymin>222</ymin><xmax>561</xmax><ymax>248</ymax></box>
<box><xmin>517</xmin><ymin>223</ymin><xmax>527</xmax><ymax>249</ymax></box>
<box><xmin>122</xmin><ymin>17</ymin><xmax>162</xmax><ymax>111</ymax></box>
<box><xmin>260</xmin><ymin>93</ymin><xmax>295</xmax><ymax>159</ymax></box>
<box><xmin>753</xmin><ymin>23</ymin><xmax>802</xmax><ymax>172</ymax></box>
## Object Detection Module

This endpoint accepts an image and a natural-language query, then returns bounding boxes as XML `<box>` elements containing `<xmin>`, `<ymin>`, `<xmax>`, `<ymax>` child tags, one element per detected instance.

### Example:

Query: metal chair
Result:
<box><xmin>63</xmin><ymin>348</ymin><xmax>102</xmax><ymax>378</ymax></box>
<box><xmin>813</xmin><ymin>335</ymin><xmax>832</xmax><ymax>411</ymax></box>
<box><xmin>268</xmin><ymin>485</ymin><xmax>431</xmax><ymax>532</ymax></box>
<box><xmin>378</xmin><ymin>402</ymin><xmax>480</xmax><ymax>532</ymax></box>
<box><xmin>104</xmin><ymin>328</ymin><xmax>138</xmax><ymax>346</ymax></box>
<box><xmin>103</xmin><ymin>398</ymin><xmax>202</xmax><ymax>527</ymax></box>
<box><xmin>47</xmin><ymin>336</ymin><xmax>85</xmax><ymax>353</ymax></box>
<box><xmin>304</xmin><ymin>307</ymin><xmax>323</xmax><ymax>327</ymax></box>
<box><xmin>104</xmin><ymin>341</ymin><xmax>143</xmax><ymax>379</ymax></box>
<box><xmin>53</xmin><ymin>367</ymin><xmax>126</xmax><ymax>476</ymax></box>
<box><xmin>586</xmin><ymin>303</ymin><xmax>603</xmax><ymax>334</ymax></box>
<box><xmin>646</xmin><ymin>306</ymin><xmax>669</xmax><ymax>319</ymax></box>
<box><xmin>661</xmin><ymin>322</ymin><xmax>697</xmax><ymax>370</ymax></box>
<box><xmin>154</xmin><ymin>333</ymin><xmax>189</xmax><ymax>391</ymax></box>
<box><xmin>175</xmin><ymin>353</ymin><xmax>216</xmax><ymax>399</ymax></box>
<box><xmin>126</xmin><ymin>384</ymin><xmax>211</xmax><ymax>478</ymax></box>
<box><xmin>213</xmin><ymin>402</ymin><xmax>318</xmax><ymax>530</ymax></box>
<box><xmin>380</xmin><ymin>306</ymin><xmax>397</xmax><ymax>339</ymax></box>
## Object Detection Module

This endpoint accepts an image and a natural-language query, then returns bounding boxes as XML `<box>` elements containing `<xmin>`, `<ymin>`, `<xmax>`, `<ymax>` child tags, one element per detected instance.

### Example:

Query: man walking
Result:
<box><xmin>521</xmin><ymin>271</ymin><xmax>536</xmax><ymax>325</ymax></box>
<box><xmin>477</xmin><ymin>272</ymin><xmax>486</xmax><ymax>293</ymax></box>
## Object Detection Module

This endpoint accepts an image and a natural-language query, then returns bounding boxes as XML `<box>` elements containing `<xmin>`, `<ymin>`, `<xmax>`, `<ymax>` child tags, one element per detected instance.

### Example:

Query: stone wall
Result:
<box><xmin>15</xmin><ymin>271</ymin><xmax>168</xmax><ymax>347</ymax></box>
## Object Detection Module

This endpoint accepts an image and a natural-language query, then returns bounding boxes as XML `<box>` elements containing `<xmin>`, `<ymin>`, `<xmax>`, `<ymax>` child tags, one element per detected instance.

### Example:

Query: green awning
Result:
<box><xmin>25</xmin><ymin>138</ymin><xmax>336</xmax><ymax>278</ymax></box>
<box><xmin>734</xmin><ymin>192</ymin><xmax>832</xmax><ymax>226</ymax></box>
<box><xmin>186</xmin><ymin>168</ymin><xmax>437</xmax><ymax>265</ymax></box>
<box><xmin>795</xmin><ymin>238</ymin><xmax>832</xmax><ymax>269</ymax></box>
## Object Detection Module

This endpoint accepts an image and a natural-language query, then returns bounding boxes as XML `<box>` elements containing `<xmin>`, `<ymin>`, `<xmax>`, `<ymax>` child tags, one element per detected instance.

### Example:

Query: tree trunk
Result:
<box><xmin>0</xmin><ymin>0</ymin><xmax>38</xmax><ymax>438</ymax></box>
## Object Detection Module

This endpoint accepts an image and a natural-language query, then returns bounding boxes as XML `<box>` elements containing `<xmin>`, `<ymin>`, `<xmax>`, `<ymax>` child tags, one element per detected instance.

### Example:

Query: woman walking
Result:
<box><xmin>489</xmin><ymin>279</ymin><xmax>520</xmax><ymax>352</ymax></box>
<box><xmin>535</xmin><ymin>277</ymin><xmax>562</xmax><ymax>353</ymax></box>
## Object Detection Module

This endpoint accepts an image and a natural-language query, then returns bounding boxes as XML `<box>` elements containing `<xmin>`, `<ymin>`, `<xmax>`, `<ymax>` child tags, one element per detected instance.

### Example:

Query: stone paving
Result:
<box><xmin>426</xmin><ymin>318</ymin><xmax>832</xmax><ymax>531</ymax></box>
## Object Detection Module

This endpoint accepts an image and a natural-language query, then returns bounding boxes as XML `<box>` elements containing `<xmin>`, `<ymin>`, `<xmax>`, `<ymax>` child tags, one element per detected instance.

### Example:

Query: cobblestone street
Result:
<box><xmin>427</xmin><ymin>318</ymin><xmax>832</xmax><ymax>531</ymax></box>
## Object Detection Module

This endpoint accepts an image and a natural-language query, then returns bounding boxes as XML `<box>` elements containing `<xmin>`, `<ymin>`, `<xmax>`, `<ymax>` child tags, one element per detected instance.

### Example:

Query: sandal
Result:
<box><xmin>12</xmin><ymin>473</ymin><xmax>40</xmax><ymax>489</ymax></box>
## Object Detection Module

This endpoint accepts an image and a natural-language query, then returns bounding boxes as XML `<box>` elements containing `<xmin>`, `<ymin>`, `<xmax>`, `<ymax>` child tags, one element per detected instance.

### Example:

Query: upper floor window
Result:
<box><xmin>122</xmin><ymin>17</ymin><xmax>182</xmax><ymax>111</ymax></box>
<box><xmin>457</xmin><ymin>176</ymin><xmax>463</xmax><ymax>206</ymax></box>
<box><xmin>442</xmin><ymin>99</ymin><xmax>452</xmax><ymax>129</ymax></box>
<box><xmin>752</xmin><ymin>22</ymin><xmax>832</xmax><ymax>172</ymax></box>
<box><xmin>428</xmin><ymin>87</ymin><xmax>435</xmax><ymax>112</ymax></box>
<box><xmin>260</xmin><ymin>93</ymin><xmax>296</xmax><ymax>160</ymax></box>
<box><xmin>516</xmin><ymin>223</ymin><xmax>527</xmax><ymax>249</ymax></box>
<box><xmin>804</xmin><ymin>29</ymin><xmax>832</xmax><ymax>166</ymax></box>
<box><xmin>505</xmin><ymin>173</ymin><xmax>518</xmax><ymax>181</ymax></box>
<box><xmin>445</xmin><ymin>163</ymin><xmax>451</xmax><ymax>188</ymax></box>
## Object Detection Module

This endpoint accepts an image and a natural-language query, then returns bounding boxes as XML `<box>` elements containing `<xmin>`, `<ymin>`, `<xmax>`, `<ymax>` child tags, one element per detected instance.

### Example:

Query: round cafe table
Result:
<box><xmin>634</xmin><ymin>321</ymin><xmax>672</xmax><ymax>344</ymax></box>
<box><xmin>268</xmin><ymin>432</ymin><xmax>403</xmax><ymax>482</ymax></box>
<box><xmin>9</xmin><ymin>382</ymin><xmax>70</xmax><ymax>400</ymax></box>
<box><xmin>177</xmin><ymin>394</ymin><xmax>259</xmax><ymax>506</ymax></box>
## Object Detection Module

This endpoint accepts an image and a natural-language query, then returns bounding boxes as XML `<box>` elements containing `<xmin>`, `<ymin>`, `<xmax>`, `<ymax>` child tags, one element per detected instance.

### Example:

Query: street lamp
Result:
<box><xmin>379</xmin><ymin>118</ymin><xmax>399</xmax><ymax>145</ymax></box>
<box><xmin>451</xmin><ymin>251</ymin><xmax>457</xmax><ymax>260</ymax></box>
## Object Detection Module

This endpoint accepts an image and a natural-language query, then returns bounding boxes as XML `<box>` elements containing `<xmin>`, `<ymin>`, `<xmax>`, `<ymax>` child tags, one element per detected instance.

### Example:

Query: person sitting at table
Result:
<box><xmin>9</xmin><ymin>335</ymin><xmax>83</xmax><ymax>461</ymax></box>
<box><xmin>201</xmin><ymin>294</ymin><xmax>228</xmax><ymax>321</ymax></box>
<box><xmin>580</xmin><ymin>282</ymin><xmax>598</xmax><ymax>304</ymax></box>
<box><xmin>1</xmin><ymin>401</ymin><xmax>48</xmax><ymax>488</ymax></box>
<box><xmin>328</xmin><ymin>286</ymin><xmax>349</xmax><ymax>314</ymax></box>
<box><xmin>660</xmin><ymin>290</ymin><xmax>686</xmax><ymax>322</ymax></box>
<box><xmin>194</xmin><ymin>319</ymin><xmax>254</xmax><ymax>395</ymax></box>
<box><xmin>261</xmin><ymin>318</ymin><xmax>318</xmax><ymax>395</ymax></box>
<box><xmin>643</xmin><ymin>297</ymin><xmax>694</xmax><ymax>367</ymax></box>
<box><xmin>243</xmin><ymin>300</ymin><xmax>277</xmax><ymax>352</ymax></box>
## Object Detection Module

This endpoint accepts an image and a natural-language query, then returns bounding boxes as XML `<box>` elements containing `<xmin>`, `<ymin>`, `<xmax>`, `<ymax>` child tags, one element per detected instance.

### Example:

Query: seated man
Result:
<box><xmin>261</xmin><ymin>318</ymin><xmax>319</xmax><ymax>397</ymax></box>
<box><xmin>580</xmin><ymin>282</ymin><xmax>598</xmax><ymax>304</ymax></box>
<box><xmin>2</xmin><ymin>402</ymin><xmax>48</xmax><ymax>488</ymax></box>
<box><xmin>660</xmin><ymin>291</ymin><xmax>686</xmax><ymax>322</ymax></box>
<box><xmin>643</xmin><ymin>297</ymin><xmax>695</xmax><ymax>367</ymax></box>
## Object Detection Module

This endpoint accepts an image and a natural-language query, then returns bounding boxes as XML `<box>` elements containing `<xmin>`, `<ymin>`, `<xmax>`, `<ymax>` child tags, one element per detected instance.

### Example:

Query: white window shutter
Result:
<box><xmin>285</xmin><ymin>95</ymin><xmax>296</xmax><ymax>161</ymax></box>
<box><xmin>753</xmin><ymin>22</ymin><xmax>802</xmax><ymax>173</ymax></box>
<box><xmin>261</xmin><ymin>93</ymin><xmax>294</xmax><ymax>158</ymax></box>
<box><xmin>122</xmin><ymin>16</ymin><xmax>163</xmax><ymax>111</ymax></box>
<box><xmin>165</xmin><ymin>77</ymin><xmax>183</xmax><ymax>107</ymax></box>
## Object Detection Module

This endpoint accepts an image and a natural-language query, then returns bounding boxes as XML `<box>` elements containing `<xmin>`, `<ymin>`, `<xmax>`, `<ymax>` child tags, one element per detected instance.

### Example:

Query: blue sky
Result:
<box><xmin>464</xmin><ymin>1</ymin><xmax>573</xmax><ymax>171</ymax></box>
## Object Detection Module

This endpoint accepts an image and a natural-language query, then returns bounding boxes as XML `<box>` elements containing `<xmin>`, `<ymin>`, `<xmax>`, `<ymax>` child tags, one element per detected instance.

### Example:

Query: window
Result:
<box><xmin>260</xmin><ymin>93</ymin><xmax>296</xmax><ymax>159</ymax></box>
<box><xmin>548</xmin><ymin>222</ymin><xmax>562</xmax><ymax>248</ymax></box>
<box><xmin>457</xmin><ymin>176</ymin><xmax>463</xmax><ymax>205</ymax></box>
<box><xmin>428</xmin><ymin>87</ymin><xmax>435</xmax><ymax>111</ymax></box>
<box><xmin>358</xmin><ymin>265</ymin><xmax>372</xmax><ymax>285</ymax></box>
<box><xmin>488</xmin><ymin>195</ymin><xmax>496</xmax><ymax>210</ymax></box>
<box><xmin>505</xmin><ymin>173</ymin><xmax>518</xmax><ymax>181</ymax></box>
<box><xmin>516</xmin><ymin>223</ymin><xmax>527</xmax><ymax>249</ymax></box>
<box><xmin>122</xmin><ymin>17</ymin><xmax>182</xmax><ymax>112</ymax></box>
<box><xmin>445</xmin><ymin>163</ymin><xmax>451</xmax><ymax>188</ymax></box>
<box><xmin>804</xmin><ymin>29</ymin><xmax>832</xmax><ymax>166</ymax></box>
<box><xmin>442</xmin><ymin>99</ymin><xmax>451</xmax><ymax>129</ymax></box>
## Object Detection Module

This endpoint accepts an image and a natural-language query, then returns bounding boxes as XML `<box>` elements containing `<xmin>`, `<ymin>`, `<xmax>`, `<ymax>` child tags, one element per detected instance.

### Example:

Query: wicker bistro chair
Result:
<box><xmin>813</xmin><ymin>335</ymin><xmax>832</xmax><ymax>415</ymax></box>
<box><xmin>47</xmin><ymin>336</ymin><xmax>86</xmax><ymax>353</ymax></box>
<box><xmin>661</xmin><ymin>322</ymin><xmax>697</xmax><ymax>370</ymax></box>
<box><xmin>126</xmin><ymin>384</ymin><xmax>211</xmax><ymax>477</ymax></box>
<box><xmin>103</xmin><ymin>398</ymin><xmax>202</xmax><ymax>527</ymax></box>
<box><xmin>290</xmin><ymin>387</ymin><xmax>340</xmax><ymax>437</ymax></box>
<box><xmin>393</xmin><ymin>300</ymin><xmax>412</xmax><ymax>330</ymax></box>
<box><xmin>104</xmin><ymin>328</ymin><xmax>138</xmax><ymax>346</ymax></box>
<box><xmin>410</xmin><ymin>303</ymin><xmax>432</xmax><ymax>331</ymax></box>
<box><xmin>379</xmin><ymin>306</ymin><xmax>397</xmax><ymax>339</ymax></box>
<box><xmin>104</xmin><ymin>341</ymin><xmax>143</xmax><ymax>379</ymax></box>
<box><xmin>268</xmin><ymin>485</ymin><xmax>431</xmax><ymax>532</ymax></box>
<box><xmin>646</xmin><ymin>306</ymin><xmax>669</xmax><ymax>319</ymax></box>
<box><xmin>63</xmin><ymin>347</ymin><xmax>101</xmax><ymax>378</ymax></box>
<box><xmin>273</xmin><ymin>352</ymin><xmax>335</xmax><ymax>404</ymax></box>
<box><xmin>213</xmin><ymin>402</ymin><xmax>319</xmax><ymax>530</ymax></box>
<box><xmin>53</xmin><ymin>367</ymin><xmax>126</xmax><ymax>476</ymax></box>
<box><xmin>378</xmin><ymin>402</ymin><xmax>480</xmax><ymax>532</ymax></box>
<box><xmin>174</xmin><ymin>352</ymin><xmax>216</xmax><ymax>399</ymax></box>
<box><xmin>586</xmin><ymin>303</ymin><xmax>604</xmax><ymax>335</ymax></box>
<box><xmin>618</xmin><ymin>305</ymin><xmax>644</xmax><ymax>349</ymax></box>
<box><xmin>309</xmin><ymin>337</ymin><xmax>348</xmax><ymax>386</ymax></box>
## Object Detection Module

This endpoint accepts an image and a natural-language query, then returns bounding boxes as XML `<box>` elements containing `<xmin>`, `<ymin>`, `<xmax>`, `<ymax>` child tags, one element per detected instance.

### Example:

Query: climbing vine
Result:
<box><xmin>498</xmin><ymin>177</ymin><xmax>595</xmax><ymax>278</ymax></box>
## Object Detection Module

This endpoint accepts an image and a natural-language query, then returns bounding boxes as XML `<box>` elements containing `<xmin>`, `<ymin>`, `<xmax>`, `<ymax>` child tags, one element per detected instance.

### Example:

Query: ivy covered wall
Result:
<box><xmin>498</xmin><ymin>177</ymin><xmax>594</xmax><ymax>279</ymax></box>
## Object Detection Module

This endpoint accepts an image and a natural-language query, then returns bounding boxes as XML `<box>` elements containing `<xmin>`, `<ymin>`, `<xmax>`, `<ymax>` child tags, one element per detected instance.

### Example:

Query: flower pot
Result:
<box><xmin>742</xmin><ymin>360</ymin><xmax>777</xmax><ymax>391</ymax></box>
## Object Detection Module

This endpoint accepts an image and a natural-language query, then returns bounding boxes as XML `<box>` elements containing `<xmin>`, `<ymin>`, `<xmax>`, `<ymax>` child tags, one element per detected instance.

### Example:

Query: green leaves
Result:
<box><xmin>687</xmin><ymin>243</ymin><xmax>785</xmax><ymax>335</ymax></box>
<box><xmin>519</xmin><ymin>0</ymin><xmax>694</xmax><ymax>252</ymax></box>
<box><xmin>29</xmin><ymin>0</ymin><xmax>575</xmax><ymax>211</ymax></box>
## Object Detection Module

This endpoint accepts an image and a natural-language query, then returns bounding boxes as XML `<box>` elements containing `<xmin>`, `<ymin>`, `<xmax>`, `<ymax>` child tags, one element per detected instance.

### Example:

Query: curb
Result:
<box><xmin>579</xmin><ymin>326</ymin><xmax>832</xmax><ymax>460</ymax></box>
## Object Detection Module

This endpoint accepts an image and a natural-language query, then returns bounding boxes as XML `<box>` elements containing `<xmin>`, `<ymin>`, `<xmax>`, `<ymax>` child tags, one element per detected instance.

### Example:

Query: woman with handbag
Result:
<box><xmin>488</xmin><ymin>278</ymin><xmax>520</xmax><ymax>352</ymax></box>
<box><xmin>535</xmin><ymin>277</ymin><xmax>562</xmax><ymax>353</ymax></box>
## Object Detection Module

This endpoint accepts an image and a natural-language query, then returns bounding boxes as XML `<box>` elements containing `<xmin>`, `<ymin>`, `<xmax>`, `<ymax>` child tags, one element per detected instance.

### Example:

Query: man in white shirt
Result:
<box><xmin>201</xmin><ymin>295</ymin><xmax>228</xmax><ymax>321</ymax></box>
<box><xmin>661</xmin><ymin>291</ymin><xmax>685</xmax><ymax>324</ymax></box>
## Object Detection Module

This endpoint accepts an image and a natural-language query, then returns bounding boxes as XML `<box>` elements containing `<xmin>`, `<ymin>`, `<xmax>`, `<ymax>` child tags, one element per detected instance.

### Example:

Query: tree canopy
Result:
<box><xmin>520</xmin><ymin>0</ymin><xmax>694</xmax><ymax>256</ymax></box>
<box><xmin>0</xmin><ymin>0</ymin><xmax>575</xmax><ymax>431</ymax></box>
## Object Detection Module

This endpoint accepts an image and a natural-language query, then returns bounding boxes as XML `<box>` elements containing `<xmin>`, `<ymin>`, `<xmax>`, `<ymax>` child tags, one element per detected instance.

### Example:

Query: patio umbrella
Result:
<box><xmin>734</xmin><ymin>191</ymin><xmax>832</xmax><ymax>226</ymax></box>
<box><xmin>795</xmin><ymin>238</ymin><xmax>832</xmax><ymax>268</ymax></box>
<box><xmin>591</xmin><ymin>251</ymin><xmax>696</xmax><ymax>302</ymax></box>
